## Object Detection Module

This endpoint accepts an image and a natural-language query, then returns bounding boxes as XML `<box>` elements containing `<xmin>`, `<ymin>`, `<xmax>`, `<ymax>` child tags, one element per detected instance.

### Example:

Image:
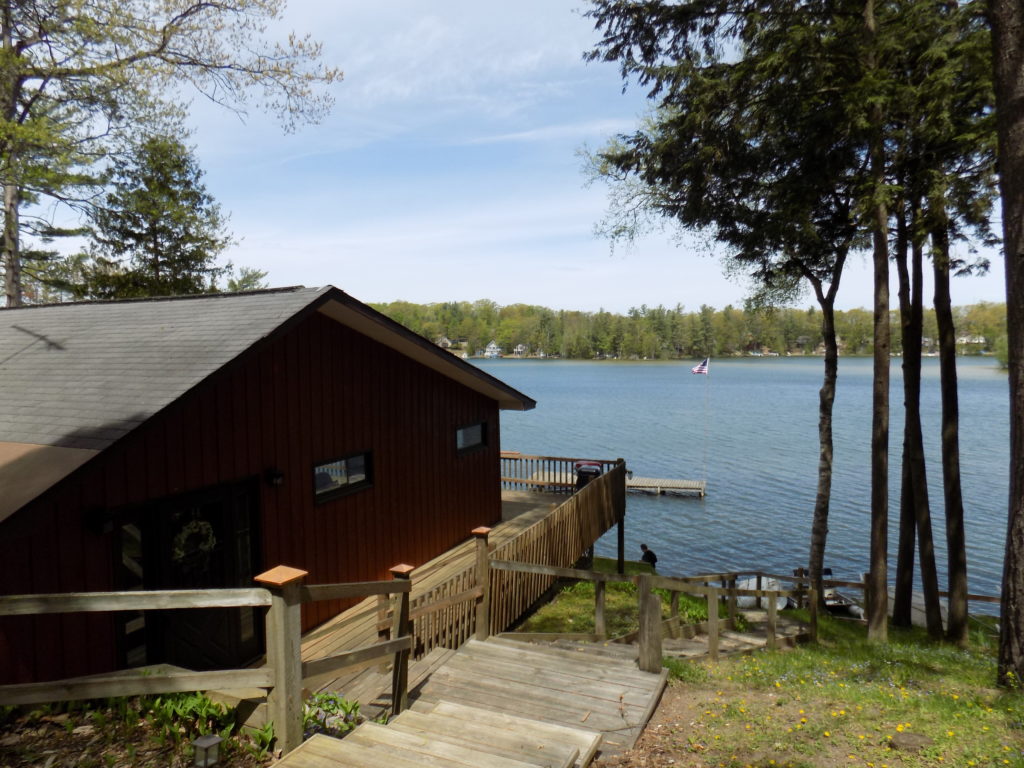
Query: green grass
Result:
<box><xmin>653</xmin><ymin>613</ymin><xmax>1024</xmax><ymax>767</ymax></box>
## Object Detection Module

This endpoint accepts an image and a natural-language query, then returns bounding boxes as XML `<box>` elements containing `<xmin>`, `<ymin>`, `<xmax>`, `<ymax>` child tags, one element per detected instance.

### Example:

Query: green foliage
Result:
<box><xmin>243</xmin><ymin>720</ymin><xmax>276</xmax><ymax>759</ymax></box>
<box><xmin>372</xmin><ymin>298</ymin><xmax>1005</xmax><ymax>360</ymax></box>
<box><xmin>77</xmin><ymin>135</ymin><xmax>232</xmax><ymax>298</ymax></box>
<box><xmin>143</xmin><ymin>692</ymin><xmax>235</xmax><ymax>745</ymax></box>
<box><xmin>1</xmin><ymin>0</ymin><xmax>340</xmax><ymax>306</ymax></box>
<box><xmin>303</xmin><ymin>692</ymin><xmax>363</xmax><ymax>738</ymax></box>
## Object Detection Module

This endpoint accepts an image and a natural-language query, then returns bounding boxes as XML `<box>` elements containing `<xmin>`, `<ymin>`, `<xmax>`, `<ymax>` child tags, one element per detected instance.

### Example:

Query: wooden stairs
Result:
<box><xmin>274</xmin><ymin>637</ymin><xmax>667</xmax><ymax>767</ymax></box>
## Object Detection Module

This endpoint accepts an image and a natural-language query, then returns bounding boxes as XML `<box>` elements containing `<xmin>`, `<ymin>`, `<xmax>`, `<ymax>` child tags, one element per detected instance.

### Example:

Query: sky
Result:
<box><xmin>179</xmin><ymin>0</ymin><xmax>1007</xmax><ymax>315</ymax></box>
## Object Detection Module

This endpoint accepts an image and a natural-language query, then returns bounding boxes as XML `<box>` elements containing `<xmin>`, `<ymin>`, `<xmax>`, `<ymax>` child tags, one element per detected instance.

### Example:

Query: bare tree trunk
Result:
<box><xmin>932</xmin><ymin>217</ymin><xmax>969</xmax><ymax>647</ymax></box>
<box><xmin>865</xmin><ymin>0</ymin><xmax>889</xmax><ymax>644</ymax></box>
<box><xmin>1</xmin><ymin>1</ymin><xmax>20</xmax><ymax>308</ymax></box>
<box><xmin>3</xmin><ymin>181</ymin><xmax>19</xmax><ymax>307</ymax></box>
<box><xmin>901</xmin><ymin>204</ymin><xmax>943</xmax><ymax>637</ymax></box>
<box><xmin>807</xmin><ymin>259</ymin><xmax>846</xmax><ymax>607</ymax></box>
<box><xmin>893</xmin><ymin>203</ymin><xmax>916</xmax><ymax>628</ymax></box>
<box><xmin>992</xmin><ymin>0</ymin><xmax>1024</xmax><ymax>689</ymax></box>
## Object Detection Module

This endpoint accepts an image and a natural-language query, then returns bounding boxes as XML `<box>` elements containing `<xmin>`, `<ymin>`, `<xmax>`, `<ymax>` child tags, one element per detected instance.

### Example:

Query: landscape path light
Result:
<box><xmin>192</xmin><ymin>734</ymin><xmax>223</xmax><ymax>767</ymax></box>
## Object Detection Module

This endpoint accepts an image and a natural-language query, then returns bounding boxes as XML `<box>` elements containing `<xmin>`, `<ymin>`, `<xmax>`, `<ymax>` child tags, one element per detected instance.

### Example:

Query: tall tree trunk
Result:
<box><xmin>902</xmin><ymin>202</ymin><xmax>943</xmax><ymax>637</ymax></box>
<box><xmin>931</xmin><ymin>213</ymin><xmax>969</xmax><ymax>647</ymax></box>
<box><xmin>893</xmin><ymin>201</ymin><xmax>916</xmax><ymax>628</ymax></box>
<box><xmin>1</xmin><ymin>1</ymin><xmax>20</xmax><ymax>308</ymax></box>
<box><xmin>807</xmin><ymin>256</ymin><xmax>846</xmax><ymax>607</ymax></box>
<box><xmin>865</xmin><ymin>0</ymin><xmax>889</xmax><ymax>644</ymax></box>
<box><xmin>3</xmin><ymin>181</ymin><xmax>19</xmax><ymax>307</ymax></box>
<box><xmin>992</xmin><ymin>0</ymin><xmax>1024</xmax><ymax>689</ymax></box>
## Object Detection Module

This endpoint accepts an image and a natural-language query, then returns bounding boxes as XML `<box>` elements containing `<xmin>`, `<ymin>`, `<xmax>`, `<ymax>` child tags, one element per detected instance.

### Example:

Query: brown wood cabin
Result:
<box><xmin>0</xmin><ymin>286</ymin><xmax>535</xmax><ymax>685</ymax></box>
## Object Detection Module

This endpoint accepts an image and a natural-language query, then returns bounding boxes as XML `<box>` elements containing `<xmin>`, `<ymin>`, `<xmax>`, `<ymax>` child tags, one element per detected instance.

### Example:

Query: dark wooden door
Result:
<box><xmin>141</xmin><ymin>481</ymin><xmax>262</xmax><ymax>670</ymax></box>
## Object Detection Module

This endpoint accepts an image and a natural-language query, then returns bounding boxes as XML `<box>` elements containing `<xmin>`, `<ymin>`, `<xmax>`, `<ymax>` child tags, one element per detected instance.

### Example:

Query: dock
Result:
<box><xmin>626</xmin><ymin>476</ymin><xmax>706</xmax><ymax>497</ymax></box>
<box><xmin>508</xmin><ymin>469</ymin><xmax>705</xmax><ymax>497</ymax></box>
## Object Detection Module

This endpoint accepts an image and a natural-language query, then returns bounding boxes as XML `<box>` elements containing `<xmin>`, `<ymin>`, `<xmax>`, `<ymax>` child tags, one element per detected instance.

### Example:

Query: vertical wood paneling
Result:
<box><xmin>1</xmin><ymin>308</ymin><xmax>508</xmax><ymax>681</ymax></box>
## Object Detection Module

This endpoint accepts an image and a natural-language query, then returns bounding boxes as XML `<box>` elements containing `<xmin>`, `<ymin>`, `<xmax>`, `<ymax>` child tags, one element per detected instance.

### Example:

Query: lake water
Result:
<box><xmin>476</xmin><ymin>357</ymin><xmax>1011</xmax><ymax>603</ymax></box>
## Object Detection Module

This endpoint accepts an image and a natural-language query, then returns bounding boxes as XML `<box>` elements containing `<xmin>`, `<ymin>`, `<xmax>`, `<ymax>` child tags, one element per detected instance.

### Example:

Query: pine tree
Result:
<box><xmin>80</xmin><ymin>136</ymin><xmax>231</xmax><ymax>298</ymax></box>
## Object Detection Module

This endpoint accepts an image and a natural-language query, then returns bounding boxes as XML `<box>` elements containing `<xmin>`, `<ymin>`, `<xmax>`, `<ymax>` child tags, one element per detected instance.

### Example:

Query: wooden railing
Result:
<box><xmin>489</xmin><ymin>462</ymin><xmax>625</xmax><ymax>633</ymax></box>
<box><xmin>486</xmin><ymin>561</ymin><xmax>817</xmax><ymax>671</ymax></box>
<box><xmin>500</xmin><ymin>451</ymin><xmax>620</xmax><ymax>494</ymax></box>
<box><xmin>0</xmin><ymin>564</ymin><xmax>415</xmax><ymax>757</ymax></box>
<box><xmin>374</xmin><ymin>463</ymin><xmax>627</xmax><ymax>656</ymax></box>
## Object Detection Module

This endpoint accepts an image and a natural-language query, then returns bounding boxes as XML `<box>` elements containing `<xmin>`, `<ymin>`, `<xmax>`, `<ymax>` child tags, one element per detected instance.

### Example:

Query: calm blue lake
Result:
<box><xmin>475</xmin><ymin>357</ymin><xmax>1010</xmax><ymax>601</ymax></box>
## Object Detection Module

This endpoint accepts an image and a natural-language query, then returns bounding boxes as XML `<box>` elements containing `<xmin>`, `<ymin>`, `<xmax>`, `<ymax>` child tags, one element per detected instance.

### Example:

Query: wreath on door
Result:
<box><xmin>171</xmin><ymin>518</ymin><xmax>216</xmax><ymax>570</ymax></box>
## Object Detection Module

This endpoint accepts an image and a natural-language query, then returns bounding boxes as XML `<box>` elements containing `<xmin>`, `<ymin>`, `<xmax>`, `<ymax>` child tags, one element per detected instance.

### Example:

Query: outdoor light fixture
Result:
<box><xmin>264</xmin><ymin>468</ymin><xmax>284</xmax><ymax>487</ymax></box>
<box><xmin>191</xmin><ymin>734</ymin><xmax>223</xmax><ymax>768</ymax></box>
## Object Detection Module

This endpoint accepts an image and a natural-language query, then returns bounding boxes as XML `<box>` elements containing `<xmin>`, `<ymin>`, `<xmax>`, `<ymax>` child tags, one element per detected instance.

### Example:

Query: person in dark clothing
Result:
<box><xmin>640</xmin><ymin>543</ymin><xmax>658</xmax><ymax>570</ymax></box>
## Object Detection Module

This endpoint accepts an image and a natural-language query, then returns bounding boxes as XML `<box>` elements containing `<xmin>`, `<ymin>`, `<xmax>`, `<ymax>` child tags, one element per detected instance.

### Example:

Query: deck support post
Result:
<box><xmin>637</xmin><ymin>573</ymin><xmax>662</xmax><ymax>673</ymax></box>
<box><xmin>669</xmin><ymin>591</ymin><xmax>681</xmax><ymax>639</ymax></box>
<box><xmin>756</xmin><ymin>574</ymin><xmax>763</xmax><ymax>609</ymax></box>
<box><xmin>767</xmin><ymin>594</ymin><xmax>778</xmax><ymax>651</ymax></box>
<box><xmin>255</xmin><ymin>565</ymin><xmax>308</xmax><ymax>757</ymax></box>
<box><xmin>389</xmin><ymin>564</ymin><xmax>414</xmax><ymax>715</ymax></box>
<box><xmin>472</xmin><ymin>527</ymin><xmax>492</xmax><ymax>640</ymax></box>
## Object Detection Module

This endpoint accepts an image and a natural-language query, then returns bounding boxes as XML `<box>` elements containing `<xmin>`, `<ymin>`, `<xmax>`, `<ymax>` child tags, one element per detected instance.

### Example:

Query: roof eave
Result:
<box><xmin>314</xmin><ymin>288</ymin><xmax>536</xmax><ymax>411</ymax></box>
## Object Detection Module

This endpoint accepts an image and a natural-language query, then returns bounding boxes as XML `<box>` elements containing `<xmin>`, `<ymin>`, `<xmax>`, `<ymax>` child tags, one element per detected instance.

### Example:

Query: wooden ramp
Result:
<box><xmin>277</xmin><ymin>637</ymin><xmax>666</xmax><ymax>767</ymax></box>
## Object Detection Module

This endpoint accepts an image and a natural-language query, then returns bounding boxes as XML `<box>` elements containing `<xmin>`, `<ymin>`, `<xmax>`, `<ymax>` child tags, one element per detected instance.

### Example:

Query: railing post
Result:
<box><xmin>255</xmin><ymin>565</ymin><xmax>308</xmax><ymax>757</ymax></box>
<box><xmin>616</xmin><ymin>459</ymin><xmax>626</xmax><ymax>574</ymax></box>
<box><xmin>808</xmin><ymin>587</ymin><xmax>819</xmax><ymax>643</ymax></box>
<box><xmin>707</xmin><ymin>587</ymin><xmax>720</xmax><ymax>661</ymax></box>
<box><xmin>756</xmin><ymin>574</ymin><xmax>763</xmax><ymax>609</ymax></box>
<box><xmin>472</xmin><ymin>527</ymin><xmax>492</xmax><ymax>640</ymax></box>
<box><xmin>637</xmin><ymin>573</ymin><xmax>662</xmax><ymax>673</ymax></box>
<box><xmin>390</xmin><ymin>564</ymin><xmax>413</xmax><ymax>715</ymax></box>
<box><xmin>767</xmin><ymin>592</ymin><xmax>778</xmax><ymax>651</ymax></box>
<box><xmin>727</xmin><ymin>576</ymin><xmax>738</xmax><ymax>625</ymax></box>
<box><xmin>669</xmin><ymin>591</ymin><xmax>681</xmax><ymax>639</ymax></box>
<box><xmin>595</xmin><ymin>580</ymin><xmax>607</xmax><ymax>639</ymax></box>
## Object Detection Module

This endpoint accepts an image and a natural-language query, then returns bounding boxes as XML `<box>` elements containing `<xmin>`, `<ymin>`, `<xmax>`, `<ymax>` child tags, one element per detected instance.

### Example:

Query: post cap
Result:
<box><xmin>254</xmin><ymin>565</ymin><xmax>308</xmax><ymax>587</ymax></box>
<box><xmin>390</xmin><ymin>563</ymin><xmax>415</xmax><ymax>578</ymax></box>
<box><xmin>471</xmin><ymin>526</ymin><xmax>492</xmax><ymax>538</ymax></box>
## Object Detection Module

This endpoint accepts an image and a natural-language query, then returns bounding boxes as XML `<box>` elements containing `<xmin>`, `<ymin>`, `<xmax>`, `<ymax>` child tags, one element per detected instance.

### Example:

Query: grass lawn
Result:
<box><xmin>624</xmin><ymin>613</ymin><xmax>1024</xmax><ymax>768</ymax></box>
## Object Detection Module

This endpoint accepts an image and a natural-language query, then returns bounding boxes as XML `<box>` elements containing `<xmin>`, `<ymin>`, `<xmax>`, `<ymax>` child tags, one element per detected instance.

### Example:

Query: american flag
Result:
<box><xmin>691</xmin><ymin>357</ymin><xmax>709</xmax><ymax>375</ymax></box>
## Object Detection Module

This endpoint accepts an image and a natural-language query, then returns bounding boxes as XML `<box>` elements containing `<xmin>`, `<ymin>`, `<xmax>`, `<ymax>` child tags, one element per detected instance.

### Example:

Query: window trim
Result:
<box><xmin>313</xmin><ymin>451</ymin><xmax>373</xmax><ymax>503</ymax></box>
<box><xmin>455</xmin><ymin>421</ymin><xmax>488</xmax><ymax>455</ymax></box>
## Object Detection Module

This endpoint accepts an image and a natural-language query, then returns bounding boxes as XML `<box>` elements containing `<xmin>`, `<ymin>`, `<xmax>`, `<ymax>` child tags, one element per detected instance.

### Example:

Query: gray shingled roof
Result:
<box><xmin>0</xmin><ymin>287</ymin><xmax>331</xmax><ymax>451</ymax></box>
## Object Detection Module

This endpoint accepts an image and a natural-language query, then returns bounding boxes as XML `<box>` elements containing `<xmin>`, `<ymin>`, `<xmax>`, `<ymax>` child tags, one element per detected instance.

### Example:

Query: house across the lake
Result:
<box><xmin>0</xmin><ymin>286</ymin><xmax>535</xmax><ymax>685</ymax></box>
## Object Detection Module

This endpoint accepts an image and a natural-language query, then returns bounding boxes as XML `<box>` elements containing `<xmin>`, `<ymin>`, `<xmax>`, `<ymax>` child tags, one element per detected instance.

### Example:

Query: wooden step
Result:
<box><xmin>390</xmin><ymin>707</ymin><xmax>580</xmax><ymax>768</ymax></box>
<box><xmin>347</xmin><ymin>721</ymin><xmax>550</xmax><ymax>768</ymax></box>
<box><xmin>425</xmin><ymin>699</ymin><xmax>602</xmax><ymax>767</ymax></box>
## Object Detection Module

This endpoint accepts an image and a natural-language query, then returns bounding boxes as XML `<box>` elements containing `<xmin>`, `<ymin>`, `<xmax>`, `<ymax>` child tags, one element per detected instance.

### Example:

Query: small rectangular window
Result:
<box><xmin>314</xmin><ymin>452</ymin><xmax>372</xmax><ymax>502</ymax></box>
<box><xmin>456</xmin><ymin>422</ymin><xmax>487</xmax><ymax>454</ymax></box>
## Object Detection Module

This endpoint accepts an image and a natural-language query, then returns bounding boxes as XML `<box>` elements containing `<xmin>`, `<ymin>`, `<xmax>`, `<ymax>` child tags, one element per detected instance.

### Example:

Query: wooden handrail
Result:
<box><xmin>299</xmin><ymin>579</ymin><xmax>410</xmax><ymax>603</ymax></box>
<box><xmin>489</xmin><ymin>559</ymin><xmax>634</xmax><ymax>583</ymax></box>
<box><xmin>0</xmin><ymin>588</ymin><xmax>272</xmax><ymax>615</ymax></box>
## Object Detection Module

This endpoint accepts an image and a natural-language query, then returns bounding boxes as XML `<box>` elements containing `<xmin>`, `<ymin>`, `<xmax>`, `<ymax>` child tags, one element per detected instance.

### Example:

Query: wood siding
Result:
<box><xmin>0</xmin><ymin>309</ymin><xmax>503</xmax><ymax>684</ymax></box>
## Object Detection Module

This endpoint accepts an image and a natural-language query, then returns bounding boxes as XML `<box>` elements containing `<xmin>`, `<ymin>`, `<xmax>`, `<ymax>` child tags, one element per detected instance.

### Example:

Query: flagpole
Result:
<box><xmin>702</xmin><ymin>359</ymin><xmax>710</xmax><ymax>485</ymax></box>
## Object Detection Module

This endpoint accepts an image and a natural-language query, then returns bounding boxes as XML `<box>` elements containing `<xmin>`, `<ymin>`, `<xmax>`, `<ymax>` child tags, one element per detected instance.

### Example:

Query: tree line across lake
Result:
<box><xmin>371</xmin><ymin>298</ymin><xmax>1008</xmax><ymax>362</ymax></box>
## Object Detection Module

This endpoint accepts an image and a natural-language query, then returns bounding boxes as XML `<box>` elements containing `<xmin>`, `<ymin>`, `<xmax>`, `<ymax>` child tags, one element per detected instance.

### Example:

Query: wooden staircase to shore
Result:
<box><xmin>274</xmin><ymin>636</ymin><xmax>667</xmax><ymax>768</ymax></box>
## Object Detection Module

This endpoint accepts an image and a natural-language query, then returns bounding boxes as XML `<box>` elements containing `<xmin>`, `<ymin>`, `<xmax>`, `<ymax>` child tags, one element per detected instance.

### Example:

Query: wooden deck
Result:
<box><xmin>300</xmin><ymin>490</ymin><xmax>566</xmax><ymax>692</ymax></box>
<box><xmin>277</xmin><ymin>637</ymin><xmax>668</xmax><ymax>768</ymax></box>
